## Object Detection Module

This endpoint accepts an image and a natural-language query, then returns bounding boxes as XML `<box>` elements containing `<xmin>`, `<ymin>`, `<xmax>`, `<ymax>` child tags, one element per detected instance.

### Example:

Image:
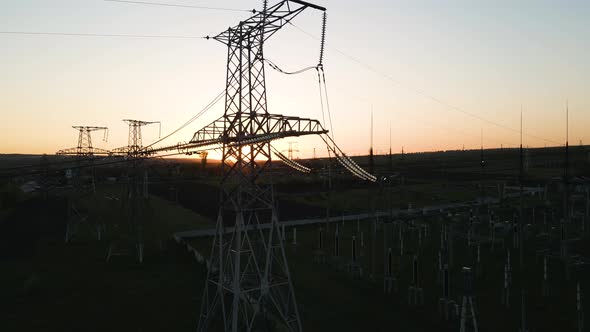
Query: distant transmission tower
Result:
<box><xmin>109</xmin><ymin>119</ymin><xmax>160</xmax><ymax>263</ymax></box>
<box><xmin>369</xmin><ymin>106</ymin><xmax>374</xmax><ymax>174</ymax></box>
<box><xmin>57</xmin><ymin>126</ymin><xmax>109</xmax><ymax>243</ymax></box>
<box><xmin>57</xmin><ymin>126</ymin><xmax>110</xmax><ymax>158</ymax></box>
<box><xmin>283</xmin><ymin>141</ymin><xmax>300</xmax><ymax>160</ymax></box>
<box><xmin>196</xmin><ymin>1</ymin><xmax>328</xmax><ymax>331</ymax></box>
<box><xmin>388</xmin><ymin>122</ymin><xmax>393</xmax><ymax>173</ymax></box>
<box><xmin>123</xmin><ymin>119</ymin><xmax>161</xmax><ymax>157</ymax></box>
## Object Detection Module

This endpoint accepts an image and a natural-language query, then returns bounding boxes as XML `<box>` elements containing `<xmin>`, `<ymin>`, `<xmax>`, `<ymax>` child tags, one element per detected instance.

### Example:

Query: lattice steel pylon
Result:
<box><xmin>109</xmin><ymin>119</ymin><xmax>160</xmax><ymax>263</ymax></box>
<box><xmin>123</xmin><ymin>119</ymin><xmax>160</xmax><ymax>157</ymax></box>
<box><xmin>56</xmin><ymin>126</ymin><xmax>109</xmax><ymax>243</ymax></box>
<box><xmin>197</xmin><ymin>1</ymin><xmax>327</xmax><ymax>331</ymax></box>
<box><xmin>283</xmin><ymin>142</ymin><xmax>299</xmax><ymax>160</ymax></box>
<box><xmin>56</xmin><ymin>126</ymin><xmax>110</xmax><ymax>157</ymax></box>
<box><xmin>56</xmin><ymin>125</ymin><xmax>110</xmax><ymax>192</ymax></box>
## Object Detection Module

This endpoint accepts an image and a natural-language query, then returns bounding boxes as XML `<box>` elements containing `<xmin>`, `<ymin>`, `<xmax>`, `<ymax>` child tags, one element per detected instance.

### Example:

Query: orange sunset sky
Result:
<box><xmin>1</xmin><ymin>0</ymin><xmax>589</xmax><ymax>159</ymax></box>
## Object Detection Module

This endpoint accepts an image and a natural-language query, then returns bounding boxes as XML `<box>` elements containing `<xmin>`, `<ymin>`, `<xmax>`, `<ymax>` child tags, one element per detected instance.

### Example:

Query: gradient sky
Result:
<box><xmin>1</xmin><ymin>0</ymin><xmax>589</xmax><ymax>158</ymax></box>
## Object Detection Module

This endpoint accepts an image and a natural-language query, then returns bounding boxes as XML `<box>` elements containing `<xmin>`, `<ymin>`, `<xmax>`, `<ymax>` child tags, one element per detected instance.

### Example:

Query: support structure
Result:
<box><xmin>56</xmin><ymin>126</ymin><xmax>110</xmax><ymax>157</ymax></box>
<box><xmin>459</xmin><ymin>267</ymin><xmax>478</xmax><ymax>332</ymax></box>
<box><xmin>196</xmin><ymin>2</ymin><xmax>327</xmax><ymax>331</ymax></box>
<box><xmin>109</xmin><ymin>119</ymin><xmax>160</xmax><ymax>263</ymax></box>
<box><xmin>518</xmin><ymin>111</ymin><xmax>528</xmax><ymax>332</ymax></box>
<box><xmin>57</xmin><ymin>126</ymin><xmax>109</xmax><ymax>243</ymax></box>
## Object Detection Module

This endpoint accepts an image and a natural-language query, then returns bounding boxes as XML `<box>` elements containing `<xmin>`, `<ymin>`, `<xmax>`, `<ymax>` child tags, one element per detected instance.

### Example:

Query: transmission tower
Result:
<box><xmin>57</xmin><ymin>126</ymin><xmax>110</xmax><ymax>157</ymax></box>
<box><xmin>57</xmin><ymin>126</ymin><xmax>110</xmax><ymax>243</ymax></box>
<box><xmin>196</xmin><ymin>1</ymin><xmax>327</xmax><ymax>331</ymax></box>
<box><xmin>199</xmin><ymin>151</ymin><xmax>209</xmax><ymax>169</ymax></box>
<box><xmin>283</xmin><ymin>142</ymin><xmax>300</xmax><ymax>160</ymax></box>
<box><xmin>120</xmin><ymin>119</ymin><xmax>161</xmax><ymax>157</ymax></box>
<box><xmin>369</xmin><ymin>107</ymin><xmax>374</xmax><ymax>174</ymax></box>
<box><xmin>109</xmin><ymin>119</ymin><xmax>160</xmax><ymax>263</ymax></box>
<box><xmin>57</xmin><ymin>125</ymin><xmax>110</xmax><ymax>192</ymax></box>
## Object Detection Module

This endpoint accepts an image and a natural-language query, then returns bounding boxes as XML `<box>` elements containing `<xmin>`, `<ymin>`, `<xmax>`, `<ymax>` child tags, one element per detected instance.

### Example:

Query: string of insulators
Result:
<box><xmin>319</xmin><ymin>11</ymin><xmax>327</xmax><ymax>66</ymax></box>
<box><xmin>337</xmin><ymin>154</ymin><xmax>372</xmax><ymax>181</ymax></box>
<box><xmin>273</xmin><ymin>148</ymin><xmax>311</xmax><ymax>173</ymax></box>
<box><xmin>328</xmin><ymin>144</ymin><xmax>376</xmax><ymax>182</ymax></box>
<box><xmin>342</xmin><ymin>153</ymin><xmax>376</xmax><ymax>181</ymax></box>
<box><xmin>228</xmin><ymin>132</ymin><xmax>283</xmax><ymax>146</ymax></box>
<box><xmin>320</xmin><ymin>134</ymin><xmax>377</xmax><ymax>182</ymax></box>
<box><xmin>338</xmin><ymin>153</ymin><xmax>376</xmax><ymax>182</ymax></box>
<box><xmin>327</xmin><ymin>141</ymin><xmax>369</xmax><ymax>180</ymax></box>
<box><xmin>335</xmin><ymin>153</ymin><xmax>366</xmax><ymax>180</ymax></box>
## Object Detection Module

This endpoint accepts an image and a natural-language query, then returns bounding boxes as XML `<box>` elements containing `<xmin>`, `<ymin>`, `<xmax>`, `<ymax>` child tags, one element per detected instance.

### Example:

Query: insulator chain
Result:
<box><xmin>319</xmin><ymin>11</ymin><xmax>327</xmax><ymax>66</ymax></box>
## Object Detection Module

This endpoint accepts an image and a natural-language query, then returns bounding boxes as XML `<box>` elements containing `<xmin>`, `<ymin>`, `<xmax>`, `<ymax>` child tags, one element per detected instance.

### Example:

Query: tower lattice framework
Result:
<box><xmin>57</xmin><ymin>126</ymin><xmax>110</xmax><ymax>157</ymax></box>
<box><xmin>109</xmin><ymin>119</ymin><xmax>159</xmax><ymax>262</ymax></box>
<box><xmin>197</xmin><ymin>1</ymin><xmax>326</xmax><ymax>331</ymax></box>
<box><xmin>57</xmin><ymin>126</ymin><xmax>109</xmax><ymax>243</ymax></box>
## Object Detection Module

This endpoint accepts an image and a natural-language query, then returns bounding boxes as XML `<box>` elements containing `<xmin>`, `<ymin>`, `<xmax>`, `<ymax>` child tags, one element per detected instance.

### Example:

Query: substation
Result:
<box><xmin>1</xmin><ymin>1</ymin><xmax>590</xmax><ymax>332</ymax></box>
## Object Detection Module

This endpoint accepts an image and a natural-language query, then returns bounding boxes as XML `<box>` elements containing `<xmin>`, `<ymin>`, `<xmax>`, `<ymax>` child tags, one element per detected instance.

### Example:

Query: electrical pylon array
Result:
<box><xmin>53</xmin><ymin>1</ymin><xmax>378</xmax><ymax>329</ymax></box>
<box><xmin>56</xmin><ymin>119</ymin><xmax>162</xmax><ymax>262</ymax></box>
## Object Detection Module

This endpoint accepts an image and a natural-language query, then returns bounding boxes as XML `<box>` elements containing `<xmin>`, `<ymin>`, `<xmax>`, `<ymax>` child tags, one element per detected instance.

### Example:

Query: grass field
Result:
<box><xmin>1</xmin><ymin>146</ymin><xmax>589</xmax><ymax>331</ymax></box>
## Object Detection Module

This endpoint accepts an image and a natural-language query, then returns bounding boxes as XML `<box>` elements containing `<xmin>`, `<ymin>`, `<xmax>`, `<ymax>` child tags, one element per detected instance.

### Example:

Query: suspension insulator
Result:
<box><xmin>319</xmin><ymin>11</ymin><xmax>327</xmax><ymax>66</ymax></box>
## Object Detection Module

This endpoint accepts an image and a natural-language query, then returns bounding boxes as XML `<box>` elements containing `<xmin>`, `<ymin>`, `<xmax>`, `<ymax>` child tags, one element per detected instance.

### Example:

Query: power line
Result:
<box><xmin>0</xmin><ymin>89</ymin><xmax>225</xmax><ymax>173</ymax></box>
<box><xmin>0</xmin><ymin>31</ymin><xmax>203</xmax><ymax>39</ymax></box>
<box><xmin>288</xmin><ymin>22</ymin><xmax>561</xmax><ymax>146</ymax></box>
<box><xmin>145</xmin><ymin>89</ymin><xmax>225</xmax><ymax>148</ymax></box>
<box><xmin>103</xmin><ymin>0</ymin><xmax>254</xmax><ymax>13</ymax></box>
<box><xmin>286</xmin><ymin>21</ymin><xmax>516</xmax><ymax>149</ymax></box>
<box><xmin>265</xmin><ymin>58</ymin><xmax>317</xmax><ymax>75</ymax></box>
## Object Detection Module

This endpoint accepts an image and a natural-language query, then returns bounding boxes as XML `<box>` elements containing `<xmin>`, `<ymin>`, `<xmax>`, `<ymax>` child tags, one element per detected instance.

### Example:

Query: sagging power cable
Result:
<box><xmin>146</xmin><ymin>89</ymin><xmax>225</xmax><ymax>148</ymax></box>
<box><xmin>265</xmin><ymin>58</ymin><xmax>317</xmax><ymax>75</ymax></box>
<box><xmin>289</xmin><ymin>21</ymin><xmax>560</xmax><ymax>146</ymax></box>
<box><xmin>319</xmin><ymin>66</ymin><xmax>335</xmax><ymax>142</ymax></box>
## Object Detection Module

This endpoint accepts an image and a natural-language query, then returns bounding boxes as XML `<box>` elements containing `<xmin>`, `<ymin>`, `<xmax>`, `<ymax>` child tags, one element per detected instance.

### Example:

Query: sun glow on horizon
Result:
<box><xmin>1</xmin><ymin>0</ymin><xmax>589</xmax><ymax>157</ymax></box>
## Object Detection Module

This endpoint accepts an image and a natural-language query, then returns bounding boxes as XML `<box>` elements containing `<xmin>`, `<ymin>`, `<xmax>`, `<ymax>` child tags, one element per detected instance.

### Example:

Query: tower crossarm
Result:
<box><xmin>212</xmin><ymin>0</ymin><xmax>325</xmax><ymax>47</ymax></box>
<box><xmin>72</xmin><ymin>126</ymin><xmax>108</xmax><ymax>131</ymax></box>
<box><xmin>188</xmin><ymin>113</ymin><xmax>327</xmax><ymax>145</ymax></box>
<box><xmin>122</xmin><ymin>119</ymin><xmax>159</xmax><ymax>126</ymax></box>
<box><xmin>56</xmin><ymin>126</ymin><xmax>110</xmax><ymax>156</ymax></box>
<box><xmin>56</xmin><ymin>147</ymin><xmax>81</xmax><ymax>155</ymax></box>
<box><xmin>149</xmin><ymin>114</ymin><xmax>327</xmax><ymax>156</ymax></box>
<box><xmin>56</xmin><ymin>147</ymin><xmax>111</xmax><ymax>156</ymax></box>
<box><xmin>110</xmin><ymin>146</ymin><xmax>134</xmax><ymax>156</ymax></box>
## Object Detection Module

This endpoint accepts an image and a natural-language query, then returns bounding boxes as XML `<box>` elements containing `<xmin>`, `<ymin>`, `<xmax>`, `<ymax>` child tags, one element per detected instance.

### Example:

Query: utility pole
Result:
<box><xmin>369</xmin><ymin>106</ymin><xmax>374</xmax><ymax>175</ymax></box>
<box><xmin>388</xmin><ymin>122</ymin><xmax>393</xmax><ymax>173</ymax></box>
<box><xmin>480</xmin><ymin>129</ymin><xmax>485</xmax><ymax>201</ymax></box>
<box><xmin>368</xmin><ymin>106</ymin><xmax>376</xmax><ymax>278</ymax></box>
<box><xmin>519</xmin><ymin>109</ymin><xmax>527</xmax><ymax>332</ymax></box>
<box><xmin>563</xmin><ymin>102</ymin><xmax>570</xmax><ymax>257</ymax></box>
